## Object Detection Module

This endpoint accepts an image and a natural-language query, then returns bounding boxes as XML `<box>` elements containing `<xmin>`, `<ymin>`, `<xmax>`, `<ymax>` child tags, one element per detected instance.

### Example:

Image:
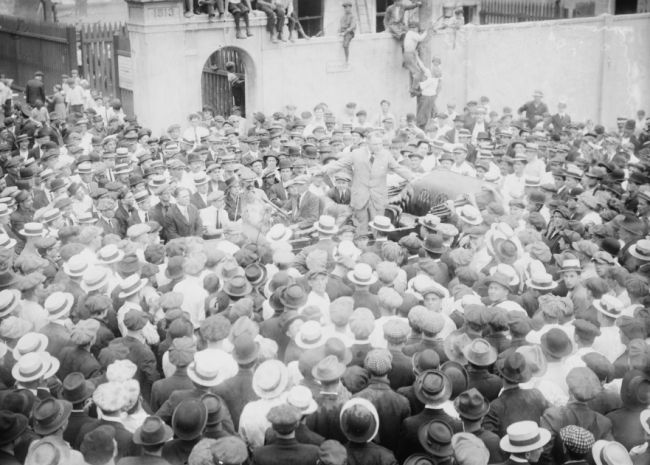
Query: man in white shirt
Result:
<box><xmin>449</xmin><ymin>145</ymin><xmax>476</xmax><ymax>177</ymax></box>
<box><xmin>415</xmin><ymin>56</ymin><xmax>442</xmax><ymax>130</ymax></box>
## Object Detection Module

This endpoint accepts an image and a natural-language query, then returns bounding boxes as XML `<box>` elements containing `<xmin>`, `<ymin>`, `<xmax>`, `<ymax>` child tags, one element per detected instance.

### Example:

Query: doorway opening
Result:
<box><xmin>201</xmin><ymin>47</ymin><xmax>249</xmax><ymax>117</ymax></box>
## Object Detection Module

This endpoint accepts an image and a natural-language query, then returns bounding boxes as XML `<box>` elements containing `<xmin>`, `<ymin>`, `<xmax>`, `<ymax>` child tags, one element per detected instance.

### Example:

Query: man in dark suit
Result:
<box><xmin>163</xmin><ymin>187</ymin><xmax>203</xmax><ymax>240</ymax></box>
<box><xmin>251</xmin><ymin>404</ymin><xmax>320</xmax><ymax>465</ymax></box>
<box><xmin>397</xmin><ymin>370</ymin><xmax>461</xmax><ymax>462</ymax></box>
<box><xmin>24</xmin><ymin>71</ymin><xmax>45</xmax><ymax>107</ymax></box>
<box><xmin>155</xmin><ymin>352</ymin><xmax>234</xmax><ymax>436</ymax></box>
<box><xmin>383</xmin><ymin>321</ymin><xmax>415</xmax><ymax>390</ymax></box>
<box><xmin>550</xmin><ymin>101</ymin><xmax>571</xmax><ymax>135</ymax></box>
<box><xmin>211</xmin><ymin>333</ymin><xmax>259</xmax><ymax>430</ymax></box>
<box><xmin>285</xmin><ymin>176</ymin><xmax>321</xmax><ymax>231</ymax></box>
<box><xmin>464</xmin><ymin>339</ymin><xmax>503</xmax><ymax>402</ymax></box>
<box><xmin>96</xmin><ymin>197</ymin><xmax>123</xmax><ymax>237</ymax></box>
<box><xmin>114</xmin><ymin>191</ymin><xmax>140</xmax><ymax>236</ymax></box>
<box><xmin>149</xmin><ymin>337</ymin><xmax>195</xmax><ymax>412</ymax></box>
<box><xmin>76</xmin><ymin>383</ymin><xmax>139</xmax><ymax>458</ymax></box>
<box><xmin>61</xmin><ymin>373</ymin><xmax>100</xmax><ymax>446</ymax></box>
<box><xmin>103</xmin><ymin>309</ymin><xmax>160</xmax><ymax>404</ymax></box>
<box><xmin>190</xmin><ymin>174</ymin><xmax>209</xmax><ymax>210</ymax></box>
<box><xmin>482</xmin><ymin>352</ymin><xmax>549</xmax><ymax>438</ymax></box>
<box><xmin>353</xmin><ymin>349</ymin><xmax>410</xmax><ymax>452</ymax></box>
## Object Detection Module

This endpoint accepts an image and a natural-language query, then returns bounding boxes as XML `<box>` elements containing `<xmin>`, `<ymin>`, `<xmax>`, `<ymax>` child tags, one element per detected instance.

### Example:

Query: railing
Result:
<box><xmin>479</xmin><ymin>0</ymin><xmax>561</xmax><ymax>23</ymax></box>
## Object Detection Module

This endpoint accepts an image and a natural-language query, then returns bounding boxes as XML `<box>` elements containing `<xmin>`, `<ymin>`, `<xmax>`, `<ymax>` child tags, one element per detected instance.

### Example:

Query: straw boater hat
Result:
<box><xmin>560</xmin><ymin>255</ymin><xmax>582</xmax><ymax>273</ymax></box>
<box><xmin>0</xmin><ymin>289</ymin><xmax>20</xmax><ymax>318</ymax></box>
<box><xmin>252</xmin><ymin>360</ymin><xmax>289</xmax><ymax>399</ymax></box>
<box><xmin>294</xmin><ymin>321</ymin><xmax>326</xmax><ymax>350</ymax></box>
<box><xmin>81</xmin><ymin>267</ymin><xmax>110</xmax><ymax>293</ymax></box>
<box><xmin>347</xmin><ymin>263</ymin><xmax>378</xmax><ymax>286</ymax></box>
<box><xmin>19</xmin><ymin>222</ymin><xmax>45</xmax><ymax>237</ymax></box>
<box><xmin>629</xmin><ymin>239</ymin><xmax>650</xmax><ymax>261</ymax></box>
<box><xmin>592</xmin><ymin>440</ymin><xmax>632</xmax><ymax>465</ymax></box>
<box><xmin>11</xmin><ymin>351</ymin><xmax>59</xmax><ymax>383</ymax></box>
<box><xmin>593</xmin><ymin>294</ymin><xmax>624</xmax><ymax>319</ymax></box>
<box><xmin>12</xmin><ymin>332</ymin><xmax>48</xmax><ymax>360</ymax></box>
<box><xmin>314</xmin><ymin>215</ymin><xmax>339</xmax><ymax>235</ymax></box>
<box><xmin>525</xmin><ymin>270</ymin><xmax>557</xmax><ymax>291</ymax></box>
<box><xmin>369</xmin><ymin>215</ymin><xmax>395</xmax><ymax>233</ymax></box>
<box><xmin>187</xmin><ymin>351</ymin><xmax>222</xmax><ymax>387</ymax></box>
<box><xmin>118</xmin><ymin>274</ymin><xmax>148</xmax><ymax>299</ymax></box>
<box><xmin>44</xmin><ymin>292</ymin><xmax>74</xmax><ymax>321</ymax></box>
<box><xmin>97</xmin><ymin>244</ymin><xmax>125</xmax><ymax>265</ymax></box>
<box><xmin>265</xmin><ymin>224</ymin><xmax>292</xmax><ymax>243</ymax></box>
<box><xmin>499</xmin><ymin>421</ymin><xmax>551</xmax><ymax>454</ymax></box>
<box><xmin>0</xmin><ymin>233</ymin><xmax>17</xmax><ymax>250</ymax></box>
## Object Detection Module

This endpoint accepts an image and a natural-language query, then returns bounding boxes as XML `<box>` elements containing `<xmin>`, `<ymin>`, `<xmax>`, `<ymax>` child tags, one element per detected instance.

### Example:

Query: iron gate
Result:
<box><xmin>201</xmin><ymin>47</ymin><xmax>246</xmax><ymax>117</ymax></box>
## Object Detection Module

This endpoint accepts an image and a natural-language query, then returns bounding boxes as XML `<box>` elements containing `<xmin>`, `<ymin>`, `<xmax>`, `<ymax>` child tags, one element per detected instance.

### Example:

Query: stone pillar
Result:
<box><xmin>125</xmin><ymin>0</ymin><xmax>189</xmax><ymax>132</ymax></box>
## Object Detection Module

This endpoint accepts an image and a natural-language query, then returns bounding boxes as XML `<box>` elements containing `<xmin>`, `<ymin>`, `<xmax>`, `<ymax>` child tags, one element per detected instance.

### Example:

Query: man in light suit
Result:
<box><xmin>163</xmin><ymin>187</ymin><xmax>203</xmax><ymax>240</ymax></box>
<box><xmin>321</xmin><ymin>132</ymin><xmax>414</xmax><ymax>234</ymax></box>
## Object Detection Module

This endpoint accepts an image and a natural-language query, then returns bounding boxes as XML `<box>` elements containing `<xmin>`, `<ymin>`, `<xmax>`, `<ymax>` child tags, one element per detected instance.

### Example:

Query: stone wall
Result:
<box><xmin>125</xmin><ymin>1</ymin><xmax>650</xmax><ymax>134</ymax></box>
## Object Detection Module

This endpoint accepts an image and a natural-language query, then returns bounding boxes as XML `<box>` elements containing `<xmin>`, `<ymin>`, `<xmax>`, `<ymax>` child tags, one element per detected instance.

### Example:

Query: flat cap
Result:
<box><xmin>364</xmin><ymin>349</ymin><xmax>392</xmax><ymax>376</ymax></box>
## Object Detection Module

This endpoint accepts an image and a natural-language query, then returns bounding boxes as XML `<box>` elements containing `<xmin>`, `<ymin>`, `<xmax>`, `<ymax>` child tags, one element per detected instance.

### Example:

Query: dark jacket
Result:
<box><xmin>540</xmin><ymin>401</ymin><xmax>613</xmax><ymax>465</ymax></box>
<box><xmin>211</xmin><ymin>368</ymin><xmax>258</xmax><ymax>431</ymax></box>
<box><xmin>397</xmin><ymin>407</ymin><xmax>462</xmax><ymax>462</ymax></box>
<box><xmin>351</xmin><ymin>289</ymin><xmax>379</xmax><ymax>318</ymax></box>
<box><xmin>474</xmin><ymin>428</ymin><xmax>504</xmax><ymax>464</ymax></box>
<box><xmin>117</xmin><ymin>456</ymin><xmax>172</xmax><ymax>465</ymax></box>
<box><xmin>483</xmin><ymin>386</ymin><xmax>549</xmax><ymax>438</ymax></box>
<box><xmin>107</xmin><ymin>335</ymin><xmax>160</xmax><ymax>402</ymax></box>
<box><xmin>354</xmin><ymin>378</ymin><xmax>410</xmax><ymax>452</ymax></box>
<box><xmin>289</xmin><ymin>190</ymin><xmax>321</xmax><ymax>229</ymax></box>
<box><xmin>77</xmin><ymin>418</ymin><xmax>139</xmax><ymax>459</ymax></box>
<box><xmin>264</xmin><ymin>422</ymin><xmax>324</xmax><ymax>446</ymax></box>
<box><xmin>345</xmin><ymin>441</ymin><xmax>398</xmax><ymax>465</ymax></box>
<box><xmin>155</xmin><ymin>387</ymin><xmax>234</xmax><ymax>435</ymax></box>
<box><xmin>387</xmin><ymin>348</ymin><xmax>414</xmax><ymax>390</ymax></box>
<box><xmin>57</xmin><ymin>346</ymin><xmax>102</xmax><ymax>381</ymax></box>
<box><xmin>325</xmin><ymin>274</ymin><xmax>353</xmax><ymax>301</ymax></box>
<box><xmin>306</xmin><ymin>389</ymin><xmax>351</xmax><ymax>444</ymax></box>
<box><xmin>251</xmin><ymin>437</ymin><xmax>319</xmax><ymax>465</ymax></box>
<box><xmin>64</xmin><ymin>410</ymin><xmax>99</xmax><ymax>447</ymax></box>
<box><xmin>467</xmin><ymin>365</ymin><xmax>503</xmax><ymax>402</ymax></box>
<box><xmin>162</xmin><ymin>439</ymin><xmax>200</xmax><ymax>465</ymax></box>
<box><xmin>149</xmin><ymin>367</ymin><xmax>194</xmax><ymax>413</ymax></box>
<box><xmin>606</xmin><ymin>406</ymin><xmax>646</xmax><ymax>451</ymax></box>
<box><xmin>25</xmin><ymin>79</ymin><xmax>45</xmax><ymax>106</ymax></box>
<box><xmin>163</xmin><ymin>204</ymin><xmax>203</xmax><ymax>240</ymax></box>
<box><xmin>190</xmin><ymin>192</ymin><xmax>208</xmax><ymax>210</ymax></box>
<box><xmin>39</xmin><ymin>322</ymin><xmax>73</xmax><ymax>356</ymax></box>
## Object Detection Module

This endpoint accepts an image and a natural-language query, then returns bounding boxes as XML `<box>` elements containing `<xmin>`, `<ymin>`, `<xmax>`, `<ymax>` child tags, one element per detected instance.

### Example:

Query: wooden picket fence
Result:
<box><xmin>479</xmin><ymin>0</ymin><xmax>561</xmax><ymax>23</ymax></box>
<box><xmin>78</xmin><ymin>22</ymin><xmax>127</xmax><ymax>100</ymax></box>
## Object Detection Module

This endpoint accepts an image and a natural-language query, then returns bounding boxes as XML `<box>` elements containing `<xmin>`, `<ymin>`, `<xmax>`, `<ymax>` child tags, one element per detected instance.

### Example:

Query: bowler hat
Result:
<box><xmin>133</xmin><ymin>416</ymin><xmax>173</xmax><ymax>446</ymax></box>
<box><xmin>414</xmin><ymin>370</ymin><xmax>452</xmax><ymax>405</ymax></box>
<box><xmin>61</xmin><ymin>372</ymin><xmax>95</xmax><ymax>404</ymax></box>
<box><xmin>33</xmin><ymin>398</ymin><xmax>72</xmax><ymax>436</ymax></box>
<box><xmin>172</xmin><ymin>399</ymin><xmax>208</xmax><ymax>441</ymax></box>
<box><xmin>498</xmin><ymin>352</ymin><xmax>532</xmax><ymax>383</ymax></box>
<box><xmin>0</xmin><ymin>410</ymin><xmax>28</xmax><ymax>446</ymax></box>
<box><xmin>279</xmin><ymin>284</ymin><xmax>307</xmax><ymax>308</ymax></box>
<box><xmin>224</xmin><ymin>276</ymin><xmax>253</xmax><ymax>298</ymax></box>
<box><xmin>454</xmin><ymin>388</ymin><xmax>489</xmax><ymax>420</ymax></box>
<box><xmin>541</xmin><ymin>328</ymin><xmax>573</xmax><ymax>359</ymax></box>
<box><xmin>417</xmin><ymin>420</ymin><xmax>454</xmax><ymax>458</ymax></box>
<box><xmin>462</xmin><ymin>338</ymin><xmax>497</xmax><ymax>367</ymax></box>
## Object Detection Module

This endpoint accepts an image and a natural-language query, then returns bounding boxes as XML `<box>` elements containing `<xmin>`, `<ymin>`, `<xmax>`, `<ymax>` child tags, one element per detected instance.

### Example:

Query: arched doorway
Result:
<box><xmin>201</xmin><ymin>47</ymin><xmax>249</xmax><ymax>117</ymax></box>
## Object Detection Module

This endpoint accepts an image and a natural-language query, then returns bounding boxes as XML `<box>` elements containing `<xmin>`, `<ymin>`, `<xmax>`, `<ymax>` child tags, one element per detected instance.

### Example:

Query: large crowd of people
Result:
<box><xmin>1</xmin><ymin>67</ymin><xmax>650</xmax><ymax>465</ymax></box>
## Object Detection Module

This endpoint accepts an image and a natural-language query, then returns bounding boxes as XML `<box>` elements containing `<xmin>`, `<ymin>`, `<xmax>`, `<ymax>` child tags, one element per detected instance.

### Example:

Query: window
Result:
<box><xmin>296</xmin><ymin>0</ymin><xmax>324</xmax><ymax>37</ymax></box>
<box><xmin>376</xmin><ymin>0</ymin><xmax>390</xmax><ymax>32</ymax></box>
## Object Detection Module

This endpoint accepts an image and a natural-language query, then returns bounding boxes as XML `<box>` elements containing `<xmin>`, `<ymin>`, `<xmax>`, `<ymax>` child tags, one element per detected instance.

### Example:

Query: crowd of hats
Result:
<box><xmin>0</xmin><ymin>94</ymin><xmax>650</xmax><ymax>465</ymax></box>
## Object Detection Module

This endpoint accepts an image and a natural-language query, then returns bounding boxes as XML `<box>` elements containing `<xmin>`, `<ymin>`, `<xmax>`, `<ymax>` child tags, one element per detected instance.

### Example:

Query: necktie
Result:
<box><xmin>216</xmin><ymin>210</ymin><xmax>222</xmax><ymax>229</ymax></box>
<box><xmin>195</xmin><ymin>128</ymin><xmax>199</xmax><ymax>144</ymax></box>
<box><xmin>369</xmin><ymin>154</ymin><xmax>375</xmax><ymax>166</ymax></box>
